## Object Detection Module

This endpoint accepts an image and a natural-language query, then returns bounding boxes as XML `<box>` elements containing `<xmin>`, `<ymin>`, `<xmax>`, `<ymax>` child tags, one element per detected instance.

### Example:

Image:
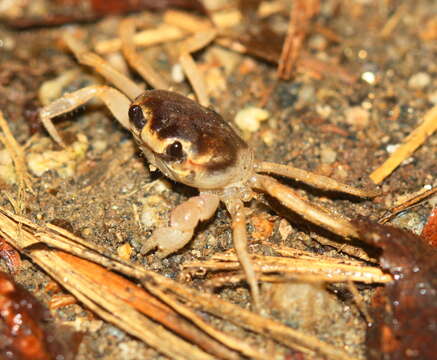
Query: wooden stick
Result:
<box><xmin>370</xmin><ymin>105</ymin><xmax>437</xmax><ymax>184</ymax></box>
<box><xmin>0</xmin><ymin>207</ymin><xmax>240</xmax><ymax>360</ymax></box>
<box><xmin>183</xmin><ymin>253</ymin><xmax>391</xmax><ymax>284</ymax></box>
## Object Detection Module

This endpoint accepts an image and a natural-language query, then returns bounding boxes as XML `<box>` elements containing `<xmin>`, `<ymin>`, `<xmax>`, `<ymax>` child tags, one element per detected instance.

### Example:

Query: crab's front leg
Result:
<box><xmin>142</xmin><ymin>194</ymin><xmax>220</xmax><ymax>258</ymax></box>
<box><xmin>251</xmin><ymin>174</ymin><xmax>359</xmax><ymax>239</ymax></box>
<box><xmin>40</xmin><ymin>85</ymin><xmax>131</xmax><ymax>147</ymax></box>
<box><xmin>222</xmin><ymin>198</ymin><xmax>261</xmax><ymax>312</ymax></box>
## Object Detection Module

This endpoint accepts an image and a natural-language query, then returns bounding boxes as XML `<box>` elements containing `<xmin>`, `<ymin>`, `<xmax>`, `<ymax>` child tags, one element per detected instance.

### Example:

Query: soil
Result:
<box><xmin>0</xmin><ymin>0</ymin><xmax>436</xmax><ymax>359</ymax></box>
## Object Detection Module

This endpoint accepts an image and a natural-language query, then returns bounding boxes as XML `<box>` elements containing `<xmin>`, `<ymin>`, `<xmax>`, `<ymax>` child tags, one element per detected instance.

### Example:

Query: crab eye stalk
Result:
<box><xmin>166</xmin><ymin>141</ymin><xmax>184</xmax><ymax>160</ymax></box>
<box><xmin>129</xmin><ymin>105</ymin><xmax>146</xmax><ymax>129</ymax></box>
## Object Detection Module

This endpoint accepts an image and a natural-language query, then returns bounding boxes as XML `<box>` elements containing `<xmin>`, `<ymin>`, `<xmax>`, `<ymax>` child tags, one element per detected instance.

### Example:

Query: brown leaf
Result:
<box><xmin>0</xmin><ymin>271</ymin><xmax>81</xmax><ymax>360</ymax></box>
<box><xmin>354</xmin><ymin>220</ymin><xmax>437</xmax><ymax>360</ymax></box>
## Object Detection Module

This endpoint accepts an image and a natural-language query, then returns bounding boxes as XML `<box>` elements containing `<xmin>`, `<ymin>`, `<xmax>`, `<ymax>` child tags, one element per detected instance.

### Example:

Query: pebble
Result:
<box><xmin>141</xmin><ymin>195</ymin><xmax>169</xmax><ymax>228</ymax></box>
<box><xmin>92</xmin><ymin>139</ymin><xmax>108</xmax><ymax>153</ymax></box>
<box><xmin>392</xmin><ymin>212</ymin><xmax>425</xmax><ymax>235</ymax></box>
<box><xmin>315</xmin><ymin>104</ymin><xmax>332</xmax><ymax>119</ymax></box>
<box><xmin>234</xmin><ymin>107</ymin><xmax>269</xmax><ymax>132</ymax></box>
<box><xmin>117</xmin><ymin>243</ymin><xmax>133</xmax><ymax>261</ymax></box>
<box><xmin>344</xmin><ymin>106</ymin><xmax>370</xmax><ymax>129</ymax></box>
<box><xmin>27</xmin><ymin>134</ymin><xmax>89</xmax><ymax>178</ymax></box>
<box><xmin>278</xmin><ymin>219</ymin><xmax>293</xmax><ymax>240</ymax></box>
<box><xmin>361</xmin><ymin>71</ymin><xmax>376</xmax><ymax>84</ymax></box>
<box><xmin>171</xmin><ymin>64</ymin><xmax>185</xmax><ymax>83</ymax></box>
<box><xmin>408</xmin><ymin>72</ymin><xmax>431</xmax><ymax>90</ymax></box>
<box><xmin>320</xmin><ymin>145</ymin><xmax>337</xmax><ymax>164</ymax></box>
<box><xmin>260</xmin><ymin>129</ymin><xmax>276</xmax><ymax>146</ymax></box>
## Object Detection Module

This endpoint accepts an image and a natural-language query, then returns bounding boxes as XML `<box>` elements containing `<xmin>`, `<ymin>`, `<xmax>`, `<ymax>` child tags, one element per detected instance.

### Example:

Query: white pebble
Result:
<box><xmin>361</xmin><ymin>71</ymin><xmax>376</xmax><ymax>84</ymax></box>
<box><xmin>386</xmin><ymin>144</ymin><xmax>399</xmax><ymax>153</ymax></box>
<box><xmin>320</xmin><ymin>146</ymin><xmax>337</xmax><ymax>164</ymax></box>
<box><xmin>408</xmin><ymin>72</ymin><xmax>431</xmax><ymax>90</ymax></box>
<box><xmin>344</xmin><ymin>106</ymin><xmax>370</xmax><ymax>129</ymax></box>
<box><xmin>234</xmin><ymin>107</ymin><xmax>269</xmax><ymax>132</ymax></box>
<box><xmin>171</xmin><ymin>64</ymin><xmax>185</xmax><ymax>83</ymax></box>
<box><xmin>316</xmin><ymin>104</ymin><xmax>332</xmax><ymax>119</ymax></box>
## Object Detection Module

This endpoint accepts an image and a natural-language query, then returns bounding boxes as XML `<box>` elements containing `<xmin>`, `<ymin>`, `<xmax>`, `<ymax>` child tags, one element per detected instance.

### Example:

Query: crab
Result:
<box><xmin>40</xmin><ymin>18</ymin><xmax>377</xmax><ymax>311</ymax></box>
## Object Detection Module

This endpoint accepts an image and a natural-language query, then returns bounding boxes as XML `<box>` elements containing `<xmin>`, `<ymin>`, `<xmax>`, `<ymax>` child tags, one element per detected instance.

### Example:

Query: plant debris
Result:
<box><xmin>1</xmin><ymin>0</ymin><xmax>207</xmax><ymax>28</ymax></box>
<box><xmin>370</xmin><ymin>105</ymin><xmax>437</xmax><ymax>184</ymax></box>
<box><xmin>277</xmin><ymin>0</ymin><xmax>320</xmax><ymax>80</ymax></box>
<box><xmin>0</xmin><ymin>271</ymin><xmax>81</xmax><ymax>360</ymax></box>
<box><xmin>354</xmin><ymin>220</ymin><xmax>437</xmax><ymax>360</ymax></box>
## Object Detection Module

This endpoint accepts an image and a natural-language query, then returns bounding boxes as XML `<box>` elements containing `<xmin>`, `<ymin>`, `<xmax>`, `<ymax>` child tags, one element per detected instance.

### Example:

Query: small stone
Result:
<box><xmin>251</xmin><ymin>213</ymin><xmax>274</xmax><ymax>240</ymax></box>
<box><xmin>234</xmin><ymin>107</ymin><xmax>269</xmax><ymax>132</ymax></box>
<box><xmin>27</xmin><ymin>134</ymin><xmax>89</xmax><ymax>178</ymax></box>
<box><xmin>117</xmin><ymin>243</ymin><xmax>133</xmax><ymax>261</ymax></box>
<box><xmin>278</xmin><ymin>219</ymin><xmax>292</xmax><ymax>240</ymax></box>
<box><xmin>344</xmin><ymin>106</ymin><xmax>369</xmax><ymax>129</ymax></box>
<box><xmin>141</xmin><ymin>195</ymin><xmax>170</xmax><ymax>228</ymax></box>
<box><xmin>386</xmin><ymin>144</ymin><xmax>399</xmax><ymax>153</ymax></box>
<box><xmin>333</xmin><ymin>164</ymin><xmax>348</xmax><ymax>180</ymax></box>
<box><xmin>361</xmin><ymin>71</ymin><xmax>376</xmax><ymax>84</ymax></box>
<box><xmin>315</xmin><ymin>104</ymin><xmax>332</xmax><ymax>119</ymax></box>
<box><xmin>81</xmin><ymin>227</ymin><xmax>93</xmax><ymax>237</ymax></box>
<box><xmin>260</xmin><ymin>129</ymin><xmax>276</xmax><ymax>146</ymax></box>
<box><xmin>408</xmin><ymin>72</ymin><xmax>431</xmax><ymax>90</ymax></box>
<box><xmin>92</xmin><ymin>139</ymin><xmax>108</xmax><ymax>153</ymax></box>
<box><xmin>320</xmin><ymin>145</ymin><xmax>337</xmax><ymax>164</ymax></box>
<box><xmin>171</xmin><ymin>64</ymin><xmax>185</xmax><ymax>83</ymax></box>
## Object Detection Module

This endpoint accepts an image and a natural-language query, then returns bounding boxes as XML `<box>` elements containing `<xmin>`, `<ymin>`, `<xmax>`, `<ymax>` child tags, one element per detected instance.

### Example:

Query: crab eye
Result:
<box><xmin>129</xmin><ymin>105</ymin><xmax>146</xmax><ymax>129</ymax></box>
<box><xmin>166</xmin><ymin>141</ymin><xmax>184</xmax><ymax>160</ymax></box>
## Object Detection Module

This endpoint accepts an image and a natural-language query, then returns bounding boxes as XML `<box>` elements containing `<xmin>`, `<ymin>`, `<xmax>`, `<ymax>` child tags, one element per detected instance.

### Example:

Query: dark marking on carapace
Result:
<box><xmin>133</xmin><ymin>90</ymin><xmax>248</xmax><ymax>171</ymax></box>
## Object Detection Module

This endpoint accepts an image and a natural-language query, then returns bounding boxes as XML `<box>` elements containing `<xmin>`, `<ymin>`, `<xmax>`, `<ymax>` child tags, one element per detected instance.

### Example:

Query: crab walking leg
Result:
<box><xmin>178</xmin><ymin>30</ymin><xmax>216</xmax><ymax>108</ymax></box>
<box><xmin>255</xmin><ymin>161</ymin><xmax>379</xmax><ymax>198</ymax></box>
<box><xmin>119</xmin><ymin>18</ymin><xmax>169</xmax><ymax>90</ymax></box>
<box><xmin>40</xmin><ymin>85</ymin><xmax>131</xmax><ymax>147</ymax></box>
<box><xmin>223</xmin><ymin>198</ymin><xmax>261</xmax><ymax>312</ymax></box>
<box><xmin>63</xmin><ymin>33</ymin><xmax>143</xmax><ymax>100</ymax></box>
<box><xmin>252</xmin><ymin>174</ymin><xmax>359</xmax><ymax>239</ymax></box>
<box><xmin>142</xmin><ymin>194</ymin><xmax>220</xmax><ymax>258</ymax></box>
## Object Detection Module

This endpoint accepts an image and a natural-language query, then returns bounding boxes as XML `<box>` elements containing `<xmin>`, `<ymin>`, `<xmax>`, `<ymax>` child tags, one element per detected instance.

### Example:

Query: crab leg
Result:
<box><xmin>223</xmin><ymin>198</ymin><xmax>261</xmax><ymax>312</ymax></box>
<box><xmin>251</xmin><ymin>174</ymin><xmax>359</xmax><ymax>239</ymax></box>
<box><xmin>142</xmin><ymin>194</ymin><xmax>220</xmax><ymax>258</ymax></box>
<box><xmin>40</xmin><ymin>85</ymin><xmax>131</xmax><ymax>147</ymax></box>
<box><xmin>63</xmin><ymin>33</ymin><xmax>143</xmax><ymax>100</ymax></box>
<box><xmin>255</xmin><ymin>161</ymin><xmax>379</xmax><ymax>198</ymax></box>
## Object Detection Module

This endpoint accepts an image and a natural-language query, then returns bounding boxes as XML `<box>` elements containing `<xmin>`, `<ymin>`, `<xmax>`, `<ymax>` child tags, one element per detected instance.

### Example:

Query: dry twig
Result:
<box><xmin>370</xmin><ymin>105</ymin><xmax>437</xmax><ymax>184</ymax></box>
<box><xmin>183</xmin><ymin>251</ymin><xmax>391</xmax><ymax>284</ymax></box>
<box><xmin>277</xmin><ymin>0</ymin><xmax>320</xmax><ymax>79</ymax></box>
<box><xmin>0</xmin><ymin>111</ymin><xmax>34</xmax><ymax>212</ymax></box>
<box><xmin>0</xmin><ymin>206</ymin><xmax>360</xmax><ymax>360</ymax></box>
<box><xmin>379</xmin><ymin>186</ymin><xmax>437</xmax><ymax>224</ymax></box>
<box><xmin>95</xmin><ymin>2</ymin><xmax>285</xmax><ymax>54</ymax></box>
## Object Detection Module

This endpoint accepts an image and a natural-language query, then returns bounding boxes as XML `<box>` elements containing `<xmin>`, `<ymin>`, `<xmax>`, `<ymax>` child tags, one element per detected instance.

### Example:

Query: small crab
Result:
<box><xmin>40</xmin><ymin>19</ymin><xmax>377</xmax><ymax>310</ymax></box>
